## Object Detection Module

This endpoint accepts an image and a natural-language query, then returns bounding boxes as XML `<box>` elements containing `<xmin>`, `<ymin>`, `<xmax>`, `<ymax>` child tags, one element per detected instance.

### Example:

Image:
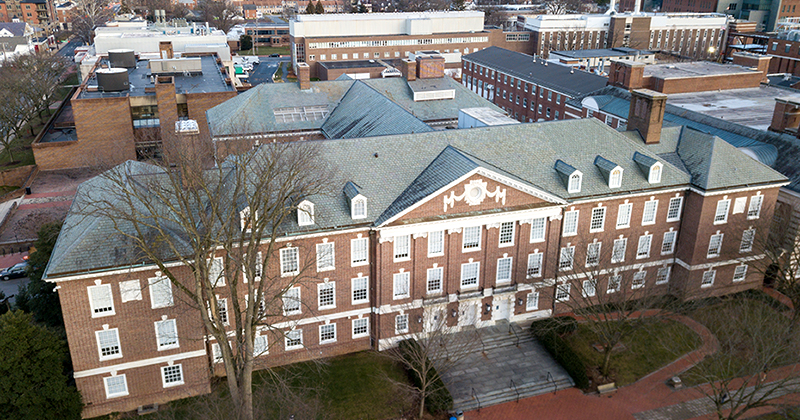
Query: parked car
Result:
<box><xmin>269</xmin><ymin>53</ymin><xmax>281</xmax><ymax>57</ymax></box>
<box><xmin>0</xmin><ymin>261</ymin><xmax>28</xmax><ymax>280</ymax></box>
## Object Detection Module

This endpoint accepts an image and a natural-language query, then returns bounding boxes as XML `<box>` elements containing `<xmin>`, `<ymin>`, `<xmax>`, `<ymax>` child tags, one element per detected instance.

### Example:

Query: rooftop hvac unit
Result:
<box><xmin>96</xmin><ymin>68</ymin><xmax>129</xmax><ymax>91</ymax></box>
<box><xmin>108</xmin><ymin>49</ymin><xmax>136</xmax><ymax>68</ymax></box>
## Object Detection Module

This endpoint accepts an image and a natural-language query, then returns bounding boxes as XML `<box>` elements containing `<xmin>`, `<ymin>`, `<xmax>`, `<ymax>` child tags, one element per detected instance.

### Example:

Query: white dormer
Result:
<box><xmin>555</xmin><ymin>160</ymin><xmax>582</xmax><ymax>194</ymax></box>
<box><xmin>633</xmin><ymin>152</ymin><xmax>662</xmax><ymax>185</ymax></box>
<box><xmin>240</xmin><ymin>207</ymin><xmax>252</xmax><ymax>232</ymax></box>
<box><xmin>649</xmin><ymin>163</ymin><xmax>662</xmax><ymax>184</ymax></box>
<box><xmin>594</xmin><ymin>156</ymin><xmax>623</xmax><ymax>189</ymax></box>
<box><xmin>351</xmin><ymin>196</ymin><xmax>367</xmax><ymax>219</ymax></box>
<box><xmin>568</xmin><ymin>173</ymin><xmax>582</xmax><ymax>193</ymax></box>
<box><xmin>298</xmin><ymin>200</ymin><xmax>314</xmax><ymax>226</ymax></box>
<box><xmin>610</xmin><ymin>168</ymin><xmax>623</xmax><ymax>188</ymax></box>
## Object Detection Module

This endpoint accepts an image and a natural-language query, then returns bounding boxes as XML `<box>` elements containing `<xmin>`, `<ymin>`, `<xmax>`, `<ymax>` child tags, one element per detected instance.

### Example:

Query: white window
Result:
<box><xmin>148</xmin><ymin>277</ymin><xmax>173</xmax><ymax>309</ymax></box>
<box><xmin>208</xmin><ymin>257</ymin><xmax>225</xmax><ymax>287</ymax></box>
<box><xmin>740</xmin><ymin>228</ymin><xmax>755</xmax><ymax>253</ymax></box>
<box><xmin>632</xmin><ymin>271</ymin><xmax>646</xmax><ymax>289</ymax></box>
<box><xmin>733</xmin><ymin>197</ymin><xmax>747</xmax><ymax>214</ymax></box>
<box><xmin>637</xmin><ymin>234</ymin><xmax>652</xmax><ymax>259</ymax></box>
<box><xmin>656</xmin><ymin>266</ymin><xmax>671</xmax><ymax>285</ymax></box>
<box><xmin>319</xmin><ymin>323</ymin><xmax>337</xmax><ymax>344</ymax></box>
<box><xmin>649</xmin><ymin>163</ymin><xmax>662</xmax><ymax>183</ymax></box>
<box><xmin>280</xmin><ymin>247</ymin><xmax>299</xmax><ymax>276</ymax></box>
<box><xmin>460</xmin><ymin>262</ymin><xmax>480</xmax><ymax>288</ymax></box>
<box><xmin>617</xmin><ymin>203</ymin><xmax>632</xmax><ymax>228</ymax></box>
<box><xmin>708</xmin><ymin>233</ymin><xmax>723</xmax><ymax>258</ymax></box>
<box><xmin>352</xmin><ymin>276</ymin><xmax>369</xmax><ymax>304</ymax></box>
<box><xmin>427</xmin><ymin>267</ymin><xmax>443</xmax><ymax>293</ymax></box>
<box><xmin>298</xmin><ymin>201</ymin><xmax>314</xmax><ymax>226</ymax></box>
<box><xmin>701</xmin><ymin>269</ymin><xmax>716</xmax><ymax>287</ymax></box>
<box><xmin>217</xmin><ymin>298</ymin><xmax>229</xmax><ymax>325</ymax></box>
<box><xmin>395</xmin><ymin>314</ymin><xmax>409</xmax><ymax>334</ymax></box>
<box><xmin>351</xmin><ymin>237</ymin><xmax>369</xmax><ymax>266</ymax></box>
<box><xmin>563</xmin><ymin>210</ymin><xmax>579</xmax><ymax>236</ymax></box>
<box><xmin>559</xmin><ymin>246</ymin><xmax>575</xmax><ymax>270</ymax></box>
<box><xmin>586</xmin><ymin>242</ymin><xmax>601</xmax><ymax>267</ymax></box>
<box><xmin>612</xmin><ymin>238</ymin><xmax>627</xmax><ymax>263</ymax></box>
<box><xmin>499</xmin><ymin>222</ymin><xmax>515</xmax><ymax>246</ymax></box>
<box><xmin>318</xmin><ymin>282</ymin><xmax>335</xmax><ymax>309</ymax></box>
<box><xmin>642</xmin><ymin>200</ymin><xmax>658</xmax><ymax>225</ymax></box>
<box><xmin>428</xmin><ymin>231</ymin><xmax>444</xmax><ymax>256</ymax></box>
<box><xmin>316</xmin><ymin>242</ymin><xmax>335</xmax><ymax>272</ymax></box>
<box><xmin>104</xmin><ymin>375</ymin><xmax>128</xmax><ymax>398</ymax></box>
<box><xmin>283</xmin><ymin>287</ymin><xmax>301</xmax><ymax>315</ymax></box>
<box><xmin>582</xmin><ymin>279</ymin><xmax>597</xmax><ymax>297</ymax></box>
<box><xmin>253</xmin><ymin>334</ymin><xmax>268</xmax><ymax>356</ymax></box>
<box><xmin>529</xmin><ymin>218</ymin><xmax>546</xmax><ymax>242</ymax></box>
<box><xmin>394</xmin><ymin>235</ymin><xmax>411</xmax><ymax>261</ymax></box>
<box><xmin>243</xmin><ymin>252</ymin><xmax>263</xmax><ymax>283</ymax></box>
<box><xmin>733</xmin><ymin>265</ymin><xmax>748</xmax><ymax>282</ymax></box>
<box><xmin>568</xmin><ymin>173</ymin><xmax>582</xmax><ymax>193</ymax></box>
<box><xmin>96</xmin><ymin>328</ymin><xmax>122</xmax><ymax>360</ymax></box>
<box><xmin>352</xmin><ymin>197</ymin><xmax>367</xmax><ymax>219</ymax></box>
<box><xmin>285</xmin><ymin>329</ymin><xmax>303</xmax><ymax>350</ymax></box>
<box><xmin>88</xmin><ymin>284</ymin><xmax>115</xmax><ymax>317</ymax></box>
<box><xmin>608</xmin><ymin>275</ymin><xmax>621</xmax><ymax>293</ymax></box>
<box><xmin>353</xmin><ymin>318</ymin><xmax>369</xmax><ymax>338</ymax></box>
<box><xmin>211</xmin><ymin>342</ymin><xmax>222</xmax><ymax>363</ymax></box>
<box><xmin>527</xmin><ymin>252</ymin><xmax>543</xmax><ymax>278</ymax></box>
<box><xmin>463</xmin><ymin>226</ymin><xmax>481</xmax><ymax>250</ymax></box>
<box><xmin>393</xmin><ymin>272</ymin><xmax>410</xmax><ymax>299</ymax></box>
<box><xmin>496</xmin><ymin>257</ymin><xmax>512</xmax><ymax>284</ymax></box>
<box><xmin>748</xmin><ymin>195</ymin><xmax>763</xmax><ymax>219</ymax></box>
<box><xmin>714</xmin><ymin>199</ymin><xmax>730</xmax><ymax>224</ymax></box>
<box><xmin>161</xmin><ymin>364</ymin><xmax>184</xmax><ymax>387</ymax></box>
<box><xmin>609</xmin><ymin>168</ymin><xmax>623</xmax><ymax>188</ymax></box>
<box><xmin>526</xmin><ymin>291</ymin><xmax>539</xmax><ymax>310</ymax></box>
<box><xmin>155</xmin><ymin>319</ymin><xmax>179</xmax><ymax>350</ymax></box>
<box><xmin>119</xmin><ymin>280</ymin><xmax>142</xmax><ymax>303</ymax></box>
<box><xmin>590</xmin><ymin>207</ymin><xmax>606</xmax><ymax>232</ymax></box>
<box><xmin>667</xmin><ymin>197</ymin><xmax>683</xmax><ymax>222</ymax></box>
<box><xmin>661</xmin><ymin>231</ymin><xmax>677</xmax><ymax>255</ymax></box>
<box><xmin>556</xmin><ymin>284</ymin><xmax>571</xmax><ymax>301</ymax></box>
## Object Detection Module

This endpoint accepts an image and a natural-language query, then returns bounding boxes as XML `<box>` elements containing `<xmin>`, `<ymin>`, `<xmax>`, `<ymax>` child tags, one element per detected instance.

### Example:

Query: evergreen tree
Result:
<box><xmin>0</xmin><ymin>311</ymin><xmax>82</xmax><ymax>420</ymax></box>
<box><xmin>306</xmin><ymin>1</ymin><xmax>316</xmax><ymax>13</ymax></box>
<box><xmin>315</xmin><ymin>0</ymin><xmax>324</xmax><ymax>13</ymax></box>
<box><xmin>15</xmin><ymin>222</ymin><xmax>63</xmax><ymax>329</ymax></box>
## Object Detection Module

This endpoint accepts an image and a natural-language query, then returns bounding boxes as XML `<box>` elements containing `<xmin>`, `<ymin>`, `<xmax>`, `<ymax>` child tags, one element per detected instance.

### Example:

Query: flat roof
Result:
<box><xmin>319</xmin><ymin>59</ymin><xmax>390</xmax><ymax>69</ymax></box>
<box><xmin>643</xmin><ymin>62</ymin><xmax>757</xmax><ymax>79</ymax></box>
<box><xmin>552</xmin><ymin>48</ymin><xmax>653</xmax><ymax>59</ymax></box>
<box><xmin>78</xmin><ymin>55</ymin><xmax>233</xmax><ymax>100</ymax></box>
<box><xmin>667</xmin><ymin>86</ymin><xmax>794</xmax><ymax>131</ymax></box>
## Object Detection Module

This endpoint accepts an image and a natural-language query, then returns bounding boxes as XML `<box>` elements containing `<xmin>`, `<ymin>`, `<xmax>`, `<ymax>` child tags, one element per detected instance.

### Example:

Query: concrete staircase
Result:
<box><xmin>440</xmin><ymin>321</ymin><xmax>575</xmax><ymax>413</ymax></box>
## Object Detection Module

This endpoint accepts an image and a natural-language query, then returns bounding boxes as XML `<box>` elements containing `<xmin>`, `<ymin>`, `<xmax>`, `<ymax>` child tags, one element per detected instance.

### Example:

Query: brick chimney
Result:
<box><xmin>627</xmin><ymin>89</ymin><xmax>668</xmax><ymax>145</ymax></box>
<box><xmin>159</xmin><ymin>41</ymin><xmax>174</xmax><ymax>59</ymax></box>
<box><xmin>770</xmin><ymin>97</ymin><xmax>800</xmax><ymax>133</ymax></box>
<box><xmin>608</xmin><ymin>60</ymin><xmax>645</xmax><ymax>90</ymax></box>
<box><xmin>416</xmin><ymin>55</ymin><xmax>445</xmax><ymax>79</ymax></box>
<box><xmin>400</xmin><ymin>58</ymin><xmax>416</xmax><ymax>82</ymax></box>
<box><xmin>297</xmin><ymin>62</ymin><xmax>311</xmax><ymax>90</ymax></box>
<box><xmin>731</xmin><ymin>52</ymin><xmax>771</xmax><ymax>83</ymax></box>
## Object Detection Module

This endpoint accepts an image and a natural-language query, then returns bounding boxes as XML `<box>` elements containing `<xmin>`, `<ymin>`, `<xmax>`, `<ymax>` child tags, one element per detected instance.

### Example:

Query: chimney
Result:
<box><xmin>159</xmin><ymin>41</ymin><xmax>173</xmax><ymax>59</ymax></box>
<box><xmin>607</xmin><ymin>59</ymin><xmax>645</xmax><ymax>90</ymax></box>
<box><xmin>297</xmin><ymin>62</ymin><xmax>311</xmax><ymax>90</ymax></box>
<box><xmin>731</xmin><ymin>52</ymin><xmax>771</xmax><ymax>84</ymax></box>
<box><xmin>400</xmin><ymin>58</ymin><xmax>416</xmax><ymax>82</ymax></box>
<box><xmin>416</xmin><ymin>55</ymin><xmax>445</xmax><ymax>79</ymax></box>
<box><xmin>770</xmin><ymin>97</ymin><xmax>800</xmax><ymax>133</ymax></box>
<box><xmin>627</xmin><ymin>89</ymin><xmax>668</xmax><ymax>145</ymax></box>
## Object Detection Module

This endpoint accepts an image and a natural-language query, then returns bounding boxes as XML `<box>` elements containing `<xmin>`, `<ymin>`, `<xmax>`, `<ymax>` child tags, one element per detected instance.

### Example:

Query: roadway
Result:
<box><xmin>57</xmin><ymin>38</ymin><xmax>82</xmax><ymax>59</ymax></box>
<box><xmin>245</xmin><ymin>56</ymin><xmax>291</xmax><ymax>86</ymax></box>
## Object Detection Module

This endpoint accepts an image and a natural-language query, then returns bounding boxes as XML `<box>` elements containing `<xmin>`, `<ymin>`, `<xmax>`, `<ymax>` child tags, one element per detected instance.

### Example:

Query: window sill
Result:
<box><xmin>281</xmin><ymin>271</ymin><xmax>299</xmax><ymax>278</ymax></box>
<box><xmin>317</xmin><ymin>267</ymin><xmax>335</xmax><ymax>273</ymax></box>
<box><xmin>285</xmin><ymin>346</ymin><xmax>303</xmax><ymax>351</ymax></box>
<box><xmin>393</xmin><ymin>295</ymin><xmax>410</xmax><ymax>300</ymax></box>
<box><xmin>99</xmin><ymin>354</ymin><xmax>123</xmax><ymax>362</ymax></box>
<box><xmin>462</xmin><ymin>248</ymin><xmax>481</xmax><ymax>253</ymax></box>
<box><xmin>319</xmin><ymin>339</ymin><xmax>337</xmax><ymax>345</ymax></box>
<box><xmin>92</xmin><ymin>312</ymin><xmax>116</xmax><ymax>319</ymax></box>
<box><xmin>713</xmin><ymin>221</ymin><xmax>727</xmax><ymax>225</ymax></box>
<box><xmin>393</xmin><ymin>257</ymin><xmax>411</xmax><ymax>263</ymax></box>
<box><xmin>498</xmin><ymin>243</ymin><xmax>514</xmax><ymax>248</ymax></box>
<box><xmin>107</xmin><ymin>392</ymin><xmax>129</xmax><ymax>399</ymax></box>
<box><xmin>701</xmin><ymin>283</ymin><xmax>714</xmax><ymax>288</ymax></box>
<box><xmin>747</xmin><ymin>216</ymin><xmax>760</xmax><ymax>220</ymax></box>
<box><xmin>352</xmin><ymin>299</ymin><xmax>369</xmax><ymax>306</ymax></box>
<box><xmin>318</xmin><ymin>305</ymin><xmax>336</xmax><ymax>311</ymax></box>
<box><xmin>589</xmin><ymin>229</ymin><xmax>604</xmax><ymax>234</ymax></box>
<box><xmin>428</xmin><ymin>253</ymin><xmax>444</xmax><ymax>258</ymax></box>
<box><xmin>636</xmin><ymin>255</ymin><xmax>650</xmax><ymax>260</ymax></box>
<box><xmin>158</xmin><ymin>345</ymin><xmax>180</xmax><ymax>351</ymax></box>
<box><xmin>666</xmin><ymin>218</ymin><xmax>680</xmax><ymax>223</ymax></box>
<box><xmin>707</xmin><ymin>255</ymin><xmax>720</xmax><ymax>259</ymax></box>
<box><xmin>641</xmin><ymin>221</ymin><xmax>656</xmax><ymax>226</ymax></box>
<box><xmin>163</xmin><ymin>381</ymin><xmax>185</xmax><ymax>388</ymax></box>
<box><xmin>562</xmin><ymin>232</ymin><xmax>577</xmax><ymax>237</ymax></box>
<box><xmin>616</xmin><ymin>225</ymin><xmax>630</xmax><ymax>230</ymax></box>
<box><xmin>351</xmin><ymin>262</ymin><xmax>369</xmax><ymax>267</ymax></box>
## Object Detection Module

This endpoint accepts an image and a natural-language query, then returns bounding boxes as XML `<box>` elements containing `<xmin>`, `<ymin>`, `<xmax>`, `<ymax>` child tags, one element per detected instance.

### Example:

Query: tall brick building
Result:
<box><xmin>45</xmin><ymin>92</ymin><xmax>787</xmax><ymax>417</ymax></box>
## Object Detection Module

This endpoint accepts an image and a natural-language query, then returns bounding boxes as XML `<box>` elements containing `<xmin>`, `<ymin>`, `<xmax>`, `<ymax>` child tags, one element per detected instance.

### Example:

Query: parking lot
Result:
<box><xmin>236</xmin><ymin>55</ymin><xmax>290</xmax><ymax>85</ymax></box>
<box><xmin>0</xmin><ymin>252</ymin><xmax>30</xmax><ymax>305</ymax></box>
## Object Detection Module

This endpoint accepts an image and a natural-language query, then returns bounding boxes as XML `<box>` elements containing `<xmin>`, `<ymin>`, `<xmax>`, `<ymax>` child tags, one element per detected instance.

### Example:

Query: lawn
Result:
<box><xmin>563</xmin><ymin>319</ymin><xmax>702</xmax><ymax>387</ymax></box>
<box><xmin>239</xmin><ymin>46</ymin><xmax>291</xmax><ymax>56</ymax></box>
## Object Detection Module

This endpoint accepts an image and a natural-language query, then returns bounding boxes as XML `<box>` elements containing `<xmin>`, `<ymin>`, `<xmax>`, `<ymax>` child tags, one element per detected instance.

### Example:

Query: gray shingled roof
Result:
<box><xmin>0</xmin><ymin>22</ymin><xmax>27</xmax><ymax>37</ymax></box>
<box><xmin>320</xmin><ymin>81</ymin><xmax>433</xmax><ymax>139</ymax></box>
<box><xmin>462</xmin><ymin>47</ymin><xmax>609</xmax><ymax>98</ymax></box>
<box><xmin>206</xmin><ymin>76</ymin><xmax>502</xmax><ymax>137</ymax></box>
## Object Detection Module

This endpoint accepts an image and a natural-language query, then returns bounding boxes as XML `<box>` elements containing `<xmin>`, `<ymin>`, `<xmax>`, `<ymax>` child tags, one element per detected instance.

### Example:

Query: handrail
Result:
<box><xmin>510</xmin><ymin>379</ymin><xmax>520</xmax><ymax>403</ymax></box>
<box><xmin>471</xmin><ymin>387</ymin><xmax>481</xmax><ymax>412</ymax></box>
<box><xmin>509</xmin><ymin>322</ymin><xmax>520</xmax><ymax>347</ymax></box>
<box><xmin>478</xmin><ymin>331</ymin><xmax>485</xmax><ymax>354</ymax></box>
<box><xmin>547</xmin><ymin>371</ymin><xmax>558</xmax><ymax>394</ymax></box>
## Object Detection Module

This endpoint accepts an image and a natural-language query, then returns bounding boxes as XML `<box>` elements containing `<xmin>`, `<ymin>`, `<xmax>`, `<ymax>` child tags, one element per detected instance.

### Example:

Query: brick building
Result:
<box><xmin>32</xmin><ymin>48</ymin><xmax>237</xmax><ymax>171</ymax></box>
<box><xmin>45</xmin><ymin>89</ymin><xmax>787</xmax><ymax>416</ymax></box>
<box><xmin>461</xmin><ymin>47</ymin><xmax>609</xmax><ymax>122</ymax></box>
<box><xmin>0</xmin><ymin>0</ymin><xmax>56</xmax><ymax>35</ymax></box>
<box><xmin>240</xmin><ymin>19</ymin><xmax>290</xmax><ymax>48</ymax></box>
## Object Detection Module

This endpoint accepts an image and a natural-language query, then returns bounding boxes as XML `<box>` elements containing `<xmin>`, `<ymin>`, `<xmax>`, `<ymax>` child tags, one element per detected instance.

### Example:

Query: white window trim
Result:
<box><xmin>568</xmin><ymin>171</ymin><xmax>582</xmax><ymax>193</ymax></box>
<box><xmin>582</xmin><ymin>279</ymin><xmax>597</xmax><ymax>297</ymax></box>
<box><xmin>394</xmin><ymin>234</ymin><xmax>411</xmax><ymax>262</ymax></box>
<box><xmin>701</xmin><ymin>269</ymin><xmax>716</xmax><ymax>288</ymax></box>
<box><xmin>648</xmin><ymin>163</ymin><xmax>662</xmax><ymax>184</ymax></box>
<box><xmin>460</xmin><ymin>261</ymin><xmax>480</xmax><ymax>290</ymax></box>
<box><xmin>427</xmin><ymin>267</ymin><xmax>443</xmax><ymax>294</ymax></box>
<box><xmin>393</xmin><ymin>272</ymin><xmax>411</xmax><ymax>299</ymax></box>
<box><xmin>351</xmin><ymin>237</ymin><xmax>369</xmax><ymax>267</ymax></box>
<box><xmin>103</xmin><ymin>374</ymin><xmax>129</xmax><ymax>399</ymax></box>
<box><xmin>319</xmin><ymin>323</ymin><xmax>337</xmax><ymax>344</ymax></box>
<box><xmin>119</xmin><ymin>280</ymin><xmax>142</xmax><ymax>303</ymax></box>
<box><xmin>642</xmin><ymin>200</ymin><xmax>658</xmax><ymax>226</ymax></box>
<box><xmin>740</xmin><ymin>228</ymin><xmax>756</xmax><ymax>253</ymax></box>
<box><xmin>526</xmin><ymin>291</ymin><xmax>539</xmax><ymax>311</ymax></box>
<box><xmin>280</xmin><ymin>247</ymin><xmax>300</xmax><ymax>277</ymax></box>
<box><xmin>559</xmin><ymin>246</ymin><xmax>575</xmax><ymax>271</ymax></box>
<box><xmin>351</xmin><ymin>276</ymin><xmax>369</xmax><ymax>305</ymax></box>
<box><xmin>529</xmin><ymin>217</ymin><xmax>546</xmax><ymax>243</ymax></box>
<box><xmin>707</xmin><ymin>233</ymin><xmax>724</xmax><ymax>258</ymax></box>
<box><xmin>527</xmin><ymin>252</ymin><xmax>543</xmax><ymax>278</ymax></box>
<box><xmin>499</xmin><ymin>221</ymin><xmax>515</xmax><ymax>247</ymax></box>
<box><xmin>428</xmin><ymin>230</ymin><xmax>445</xmax><ymax>257</ymax></box>
<box><xmin>395</xmin><ymin>314</ymin><xmax>409</xmax><ymax>334</ymax></box>
<box><xmin>352</xmin><ymin>317</ymin><xmax>369</xmax><ymax>338</ymax></box>
<box><xmin>95</xmin><ymin>328</ymin><xmax>122</xmax><ymax>361</ymax></box>
<box><xmin>617</xmin><ymin>203</ymin><xmax>632</xmax><ymax>229</ymax></box>
<box><xmin>148</xmin><ymin>277</ymin><xmax>174</xmax><ymax>309</ymax></box>
<box><xmin>612</xmin><ymin>238</ymin><xmax>627</xmax><ymax>263</ymax></box>
<box><xmin>661</xmin><ymin>230</ymin><xmax>677</xmax><ymax>255</ymax></box>
<box><xmin>666</xmin><ymin>196</ymin><xmax>683</xmax><ymax>222</ymax></box>
<box><xmin>298</xmin><ymin>200</ymin><xmax>315</xmax><ymax>226</ymax></box>
<box><xmin>285</xmin><ymin>329</ymin><xmax>304</xmax><ymax>350</ymax></box>
<box><xmin>496</xmin><ymin>256</ymin><xmax>513</xmax><ymax>284</ymax></box>
<box><xmin>317</xmin><ymin>281</ymin><xmax>336</xmax><ymax>310</ymax></box>
<box><xmin>316</xmin><ymin>242</ymin><xmax>335</xmax><ymax>272</ymax></box>
<box><xmin>655</xmin><ymin>266</ymin><xmax>671</xmax><ymax>285</ymax></box>
<box><xmin>253</xmin><ymin>334</ymin><xmax>268</xmax><ymax>357</ymax></box>
<box><xmin>563</xmin><ymin>210</ymin><xmax>579</xmax><ymax>236</ymax></box>
<box><xmin>747</xmin><ymin>194</ymin><xmax>763</xmax><ymax>220</ymax></box>
<box><xmin>283</xmin><ymin>286</ymin><xmax>301</xmax><ymax>315</ymax></box>
<box><xmin>556</xmin><ymin>284</ymin><xmax>571</xmax><ymax>302</ymax></box>
<box><xmin>714</xmin><ymin>199</ymin><xmax>730</xmax><ymax>224</ymax></box>
<box><xmin>589</xmin><ymin>206</ymin><xmax>606</xmax><ymax>233</ymax></box>
<box><xmin>586</xmin><ymin>242</ymin><xmax>601</xmax><ymax>267</ymax></box>
<box><xmin>351</xmin><ymin>196</ymin><xmax>367</xmax><ymax>219</ymax></box>
<box><xmin>733</xmin><ymin>265</ymin><xmax>748</xmax><ymax>282</ymax></box>
<box><xmin>208</xmin><ymin>256</ymin><xmax>225</xmax><ymax>287</ymax></box>
<box><xmin>155</xmin><ymin>319</ymin><xmax>180</xmax><ymax>351</ymax></box>
<box><xmin>161</xmin><ymin>364</ymin><xmax>184</xmax><ymax>388</ymax></box>
<box><xmin>462</xmin><ymin>226</ymin><xmax>482</xmax><ymax>252</ymax></box>
<box><xmin>632</xmin><ymin>271</ymin><xmax>646</xmax><ymax>289</ymax></box>
<box><xmin>88</xmin><ymin>284</ymin><xmax>115</xmax><ymax>318</ymax></box>
<box><xmin>607</xmin><ymin>275</ymin><xmax>621</xmax><ymax>293</ymax></box>
<box><xmin>609</xmin><ymin>167</ymin><xmax>623</xmax><ymax>189</ymax></box>
<box><xmin>637</xmin><ymin>234</ymin><xmax>652</xmax><ymax>259</ymax></box>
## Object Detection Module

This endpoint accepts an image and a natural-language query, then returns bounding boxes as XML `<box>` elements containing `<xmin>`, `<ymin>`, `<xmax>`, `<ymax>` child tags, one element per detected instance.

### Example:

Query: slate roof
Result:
<box><xmin>206</xmin><ymin>76</ymin><xmax>502</xmax><ymax>137</ymax></box>
<box><xmin>320</xmin><ymin>81</ymin><xmax>433</xmax><ymax>139</ymax></box>
<box><xmin>570</xmin><ymin>86</ymin><xmax>800</xmax><ymax>192</ymax></box>
<box><xmin>0</xmin><ymin>22</ymin><xmax>28</xmax><ymax>37</ymax></box>
<box><xmin>462</xmin><ymin>46</ymin><xmax>609</xmax><ymax>98</ymax></box>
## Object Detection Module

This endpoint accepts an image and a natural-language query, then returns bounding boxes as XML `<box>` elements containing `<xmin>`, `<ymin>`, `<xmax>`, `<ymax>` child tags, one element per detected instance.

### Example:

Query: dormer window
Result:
<box><xmin>568</xmin><ymin>173</ymin><xmax>582</xmax><ymax>193</ymax></box>
<box><xmin>610</xmin><ymin>168</ymin><xmax>622</xmax><ymax>188</ymax></box>
<box><xmin>298</xmin><ymin>200</ymin><xmax>314</xmax><ymax>226</ymax></box>
<box><xmin>240</xmin><ymin>207</ymin><xmax>254</xmax><ymax>232</ymax></box>
<box><xmin>632</xmin><ymin>152</ymin><xmax>662</xmax><ymax>185</ymax></box>
<box><xmin>594</xmin><ymin>156</ymin><xmax>622</xmax><ymax>189</ymax></box>
<box><xmin>352</xmin><ymin>196</ymin><xmax>367</xmax><ymax>219</ymax></box>
<box><xmin>649</xmin><ymin>163</ymin><xmax>662</xmax><ymax>184</ymax></box>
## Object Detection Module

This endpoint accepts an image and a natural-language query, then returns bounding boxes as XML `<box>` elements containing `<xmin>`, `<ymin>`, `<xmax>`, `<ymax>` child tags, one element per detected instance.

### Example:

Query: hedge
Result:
<box><xmin>398</xmin><ymin>339</ymin><xmax>454</xmax><ymax>414</ymax></box>
<box><xmin>530</xmin><ymin>318</ymin><xmax>590</xmax><ymax>389</ymax></box>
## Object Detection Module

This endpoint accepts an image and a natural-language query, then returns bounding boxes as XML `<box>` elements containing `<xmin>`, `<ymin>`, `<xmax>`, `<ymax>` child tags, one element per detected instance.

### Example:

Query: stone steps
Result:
<box><xmin>454</xmin><ymin>375</ymin><xmax>575</xmax><ymax>412</ymax></box>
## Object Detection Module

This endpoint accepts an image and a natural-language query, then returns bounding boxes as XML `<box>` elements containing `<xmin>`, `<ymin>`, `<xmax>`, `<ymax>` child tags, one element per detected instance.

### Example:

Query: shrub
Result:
<box><xmin>531</xmin><ymin>316</ymin><xmax>577</xmax><ymax>336</ymax></box>
<box><xmin>398</xmin><ymin>339</ymin><xmax>453</xmax><ymax>414</ymax></box>
<box><xmin>531</xmin><ymin>318</ymin><xmax>590</xmax><ymax>389</ymax></box>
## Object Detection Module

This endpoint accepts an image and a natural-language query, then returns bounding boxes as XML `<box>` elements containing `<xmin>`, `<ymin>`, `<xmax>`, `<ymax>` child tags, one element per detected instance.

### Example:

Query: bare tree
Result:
<box><xmin>70</xmin><ymin>0</ymin><xmax>113</xmax><ymax>45</ymax></box>
<box><xmin>678</xmin><ymin>297</ymin><xmax>800</xmax><ymax>420</ymax></box>
<box><xmin>77</xmin><ymin>133</ymin><xmax>334</xmax><ymax>420</ymax></box>
<box><xmin>545</xmin><ymin>0</ymin><xmax>568</xmax><ymax>14</ymax></box>
<box><xmin>196</xmin><ymin>0</ymin><xmax>238</xmax><ymax>32</ymax></box>
<box><xmin>755</xmin><ymin>201</ymin><xmax>800</xmax><ymax>321</ymax></box>
<box><xmin>383</xmin><ymin>306</ymin><xmax>480</xmax><ymax>419</ymax></box>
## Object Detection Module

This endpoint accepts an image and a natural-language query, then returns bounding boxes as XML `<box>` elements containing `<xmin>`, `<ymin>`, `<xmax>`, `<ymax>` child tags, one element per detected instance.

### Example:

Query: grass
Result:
<box><xmin>563</xmin><ymin>319</ymin><xmax>702</xmax><ymax>387</ymax></box>
<box><xmin>273</xmin><ymin>63</ymin><xmax>284</xmax><ymax>82</ymax></box>
<box><xmin>239</xmin><ymin>46</ymin><xmax>291</xmax><ymax>56</ymax></box>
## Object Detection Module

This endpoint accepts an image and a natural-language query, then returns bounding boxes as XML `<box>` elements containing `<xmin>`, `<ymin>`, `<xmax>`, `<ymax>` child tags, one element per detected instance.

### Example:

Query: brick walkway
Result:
<box><xmin>464</xmin><ymin>310</ymin><xmax>799</xmax><ymax>420</ymax></box>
